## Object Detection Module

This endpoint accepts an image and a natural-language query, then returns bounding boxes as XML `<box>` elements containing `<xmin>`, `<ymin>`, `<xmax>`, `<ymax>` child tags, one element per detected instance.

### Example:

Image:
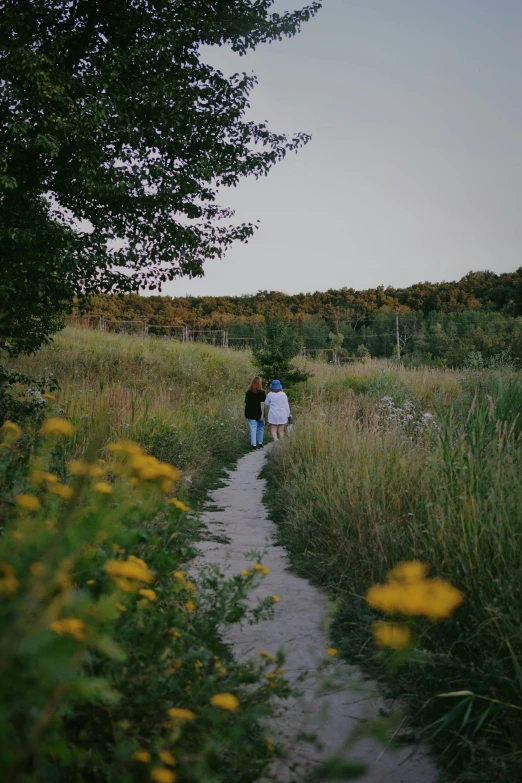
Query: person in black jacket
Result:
<box><xmin>244</xmin><ymin>376</ymin><xmax>266</xmax><ymax>450</ymax></box>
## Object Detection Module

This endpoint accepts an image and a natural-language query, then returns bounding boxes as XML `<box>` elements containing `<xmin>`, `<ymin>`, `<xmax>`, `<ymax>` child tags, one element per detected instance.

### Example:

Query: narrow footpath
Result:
<box><xmin>196</xmin><ymin>446</ymin><xmax>437</xmax><ymax>783</ymax></box>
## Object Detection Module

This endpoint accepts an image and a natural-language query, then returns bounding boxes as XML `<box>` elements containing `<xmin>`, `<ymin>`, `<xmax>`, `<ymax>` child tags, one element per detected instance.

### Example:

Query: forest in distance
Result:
<box><xmin>81</xmin><ymin>268</ymin><xmax>522</xmax><ymax>367</ymax></box>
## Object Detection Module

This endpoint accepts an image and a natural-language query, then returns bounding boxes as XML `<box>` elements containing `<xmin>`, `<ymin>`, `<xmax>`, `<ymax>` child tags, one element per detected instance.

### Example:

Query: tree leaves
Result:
<box><xmin>0</xmin><ymin>0</ymin><xmax>322</xmax><ymax>355</ymax></box>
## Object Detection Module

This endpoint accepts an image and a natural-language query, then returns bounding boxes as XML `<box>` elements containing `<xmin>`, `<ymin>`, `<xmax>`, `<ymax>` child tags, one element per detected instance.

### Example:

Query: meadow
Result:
<box><xmin>264</xmin><ymin>360</ymin><xmax>522</xmax><ymax>783</ymax></box>
<box><xmin>3</xmin><ymin>329</ymin><xmax>521</xmax><ymax>783</ymax></box>
<box><xmin>1</xmin><ymin>328</ymin><xmax>294</xmax><ymax>783</ymax></box>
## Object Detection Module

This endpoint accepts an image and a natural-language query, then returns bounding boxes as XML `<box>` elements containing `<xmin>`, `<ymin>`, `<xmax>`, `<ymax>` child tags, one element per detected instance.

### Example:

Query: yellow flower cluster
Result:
<box><xmin>2</xmin><ymin>421</ymin><xmax>22</xmax><ymax>441</ymax></box>
<box><xmin>253</xmin><ymin>563</ymin><xmax>270</xmax><ymax>575</ymax></box>
<box><xmin>93</xmin><ymin>482</ymin><xmax>113</xmax><ymax>494</ymax></box>
<box><xmin>49</xmin><ymin>482</ymin><xmax>74</xmax><ymax>500</ymax></box>
<box><xmin>366</xmin><ymin>561</ymin><xmax>464</xmax><ymax>620</ymax></box>
<box><xmin>168</xmin><ymin>498</ymin><xmax>190</xmax><ymax>512</ymax></box>
<box><xmin>49</xmin><ymin>618</ymin><xmax>86</xmax><ymax>641</ymax></box>
<box><xmin>31</xmin><ymin>470</ymin><xmax>59</xmax><ymax>485</ymax></box>
<box><xmin>210</xmin><ymin>692</ymin><xmax>239</xmax><ymax>712</ymax></box>
<box><xmin>15</xmin><ymin>493</ymin><xmax>41</xmax><ymax>512</ymax></box>
<box><xmin>372</xmin><ymin>621</ymin><xmax>410</xmax><ymax>650</ymax></box>
<box><xmin>105</xmin><ymin>555</ymin><xmax>154</xmax><ymax>592</ymax></box>
<box><xmin>40</xmin><ymin>418</ymin><xmax>75</xmax><ymax>437</ymax></box>
<box><xmin>109</xmin><ymin>440</ymin><xmax>180</xmax><ymax>491</ymax></box>
<box><xmin>168</xmin><ymin>707</ymin><xmax>195</xmax><ymax>722</ymax></box>
<box><xmin>0</xmin><ymin>564</ymin><xmax>19</xmax><ymax>597</ymax></box>
<box><xmin>151</xmin><ymin>768</ymin><xmax>175</xmax><ymax>783</ymax></box>
<box><xmin>68</xmin><ymin>459</ymin><xmax>104</xmax><ymax>477</ymax></box>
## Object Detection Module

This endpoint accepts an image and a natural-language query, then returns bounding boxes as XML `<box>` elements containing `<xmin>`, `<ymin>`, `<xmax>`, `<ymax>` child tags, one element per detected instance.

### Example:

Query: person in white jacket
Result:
<box><xmin>264</xmin><ymin>379</ymin><xmax>291</xmax><ymax>441</ymax></box>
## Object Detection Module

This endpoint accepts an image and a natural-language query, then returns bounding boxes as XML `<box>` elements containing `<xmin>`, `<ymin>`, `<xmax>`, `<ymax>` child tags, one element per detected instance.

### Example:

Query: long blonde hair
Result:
<box><xmin>247</xmin><ymin>376</ymin><xmax>263</xmax><ymax>393</ymax></box>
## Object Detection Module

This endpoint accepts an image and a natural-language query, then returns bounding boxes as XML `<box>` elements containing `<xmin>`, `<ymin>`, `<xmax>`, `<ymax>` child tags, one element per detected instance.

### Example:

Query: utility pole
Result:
<box><xmin>395</xmin><ymin>311</ymin><xmax>401</xmax><ymax>361</ymax></box>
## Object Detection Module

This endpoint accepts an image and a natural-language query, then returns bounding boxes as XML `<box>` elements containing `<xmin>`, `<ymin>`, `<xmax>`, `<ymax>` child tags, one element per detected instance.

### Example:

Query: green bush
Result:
<box><xmin>0</xmin><ymin>420</ymin><xmax>285</xmax><ymax>782</ymax></box>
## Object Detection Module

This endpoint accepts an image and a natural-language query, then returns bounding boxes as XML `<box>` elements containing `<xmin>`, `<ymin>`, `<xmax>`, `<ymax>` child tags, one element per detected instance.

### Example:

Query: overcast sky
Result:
<box><xmin>164</xmin><ymin>0</ymin><xmax>522</xmax><ymax>299</ymax></box>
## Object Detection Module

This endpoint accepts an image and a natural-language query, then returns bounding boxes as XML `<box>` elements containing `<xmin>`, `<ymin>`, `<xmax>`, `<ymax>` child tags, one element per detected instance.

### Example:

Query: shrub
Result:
<box><xmin>0</xmin><ymin>420</ymin><xmax>284</xmax><ymax>782</ymax></box>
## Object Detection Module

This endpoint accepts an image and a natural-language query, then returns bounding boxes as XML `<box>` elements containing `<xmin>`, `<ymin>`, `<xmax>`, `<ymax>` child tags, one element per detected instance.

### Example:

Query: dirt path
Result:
<box><xmin>196</xmin><ymin>446</ymin><xmax>437</xmax><ymax>783</ymax></box>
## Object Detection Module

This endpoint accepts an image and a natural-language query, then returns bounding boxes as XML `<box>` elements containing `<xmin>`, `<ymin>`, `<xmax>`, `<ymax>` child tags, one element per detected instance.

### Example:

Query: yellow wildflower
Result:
<box><xmin>272</xmin><ymin>595</ymin><xmax>280</xmax><ymax>603</ymax></box>
<box><xmin>105</xmin><ymin>558</ymin><xmax>154</xmax><ymax>592</ymax></box>
<box><xmin>31</xmin><ymin>470</ymin><xmax>59</xmax><ymax>484</ymax></box>
<box><xmin>184</xmin><ymin>580</ymin><xmax>196</xmax><ymax>593</ymax></box>
<box><xmin>167</xmin><ymin>660</ymin><xmax>182</xmax><ymax>675</ymax></box>
<box><xmin>240</xmin><ymin>569</ymin><xmax>249</xmax><ymax>576</ymax></box>
<box><xmin>116</xmin><ymin>603</ymin><xmax>127</xmax><ymax>612</ymax></box>
<box><xmin>260</xmin><ymin>650</ymin><xmax>275</xmax><ymax>662</ymax></box>
<box><xmin>210</xmin><ymin>692</ymin><xmax>239</xmax><ymax>712</ymax></box>
<box><xmin>168</xmin><ymin>707</ymin><xmax>195</xmax><ymax>722</ymax></box>
<box><xmin>173</xmin><ymin>570</ymin><xmax>185</xmax><ymax>582</ymax></box>
<box><xmin>253</xmin><ymin>563</ymin><xmax>265</xmax><ymax>572</ymax></box>
<box><xmin>194</xmin><ymin>659</ymin><xmax>204</xmax><ymax>669</ymax></box>
<box><xmin>49</xmin><ymin>483</ymin><xmax>74</xmax><ymax>500</ymax></box>
<box><xmin>372</xmin><ymin>621</ymin><xmax>411</xmax><ymax>650</ymax></box>
<box><xmin>108</xmin><ymin>440</ymin><xmax>144</xmax><ymax>456</ymax></box>
<box><xmin>30</xmin><ymin>562</ymin><xmax>46</xmax><ymax>576</ymax></box>
<box><xmin>132</xmin><ymin>750</ymin><xmax>151</xmax><ymax>764</ymax></box>
<box><xmin>0</xmin><ymin>564</ymin><xmax>19</xmax><ymax>597</ymax></box>
<box><xmin>159</xmin><ymin>750</ymin><xmax>176</xmax><ymax>766</ymax></box>
<box><xmin>93</xmin><ymin>482</ymin><xmax>113</xmax><ymax>494</ymax></box>
<box><xmin>168</xmin><ymin>628</ymin><xmax>181</xmax><ymax>638</ymax></box>
<box><xmin>68</xmin><ymin>459</ymin><xmax>104</xmax><ymax>477</ymax></box>
<box><xmin>49</xmin><ymin>618</ymin><xmax>85</xmax><ymax>641</ymax></box>
<box><xmin>366</xmin><ymin>578</ymin><xmax>463</xmax><ymax>619</ymax></box>
<box><xmin>215</xmin><ymin>663</ymin><xmax>227</xmax><ymax>676</ymax></box>
<box><xmin>387</xmin><ymin>561</ymin><xmax>427</xmax><ymax>584</ymax></box>
<box><xmin>168</xmin><ymin>498</ymin><xmax>190</xmax><ymax>512</ymax></box>
<box><xmin>265</xmin><ymin>736</ymin><xmax>275</xmax><ymax>753</ymax></box>
<box><xmin>15</xmin><ymin>493</ymin><xmax>41</xmax><ymax>512</ymax></box>
<box><xmin>2</xmin><ymin>421</ymin><xmax>22</xmax><ymax>441</ymax></box>
<box><xmin>185</xmin><ymin>599</ymin><xmax>195</xmax><ymax>614</ymax></box>
<box><xmin>326</xmin><ymin>648</ymin><xmax>338</xmax><ymax>657</ymax></box>
<box><xmin>40</xmin><ymin>418</ymin><xmax>74</xmax><ymax>437</ymax></box>
<box><xmin>150</xmin><ymin>768</ymin><xmax>175</xmax><ymax>783</ymax></box>
<box><xmin>139</xmin><ymin>588</ymin><xmax>157</xmax><ymax>601</ymax></box>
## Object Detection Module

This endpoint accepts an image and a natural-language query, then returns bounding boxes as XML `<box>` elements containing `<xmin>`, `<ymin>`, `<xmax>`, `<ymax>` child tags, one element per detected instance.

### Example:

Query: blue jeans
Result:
<box><xmin>247</xmin><ymin>418</ymin><xmax>264</xmax><ymax>446</ymax></box>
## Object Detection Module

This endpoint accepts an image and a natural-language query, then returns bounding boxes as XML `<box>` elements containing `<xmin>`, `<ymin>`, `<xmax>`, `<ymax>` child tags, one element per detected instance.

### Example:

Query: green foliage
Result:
<box><xmin>252</xmin><ymin>317</ymin><xmax>308</xmax><ymax>386</ymax></box>
<box><xmin>1</xmin><ymin>0</ymin><xmax>321</xmax><ymax>353</ymax></box>
<box><xmin>0</xmin><ymin>330</ymin><xmax>288</xmax><ymax>781</ymax></box>
<box><xmin>0</xmin><ymin>423</ymin><xmax>284</xmax><ymax>782</ymax></box>
<box><xmin>263</xmin><ymin>365</ymin><xmax>522</xmax><ymax>783</ymax></box>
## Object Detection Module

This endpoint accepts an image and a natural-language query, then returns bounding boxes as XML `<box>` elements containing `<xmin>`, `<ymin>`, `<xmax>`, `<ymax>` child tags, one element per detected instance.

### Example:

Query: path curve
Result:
<box><xmin>196</xmin><ymin>446</ymin><xmax>437</xmax><ymax>783</ymax></box>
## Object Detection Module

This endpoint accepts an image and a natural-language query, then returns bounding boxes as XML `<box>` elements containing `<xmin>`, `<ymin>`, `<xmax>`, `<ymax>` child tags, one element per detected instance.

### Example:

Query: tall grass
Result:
<box><xmin>8</xmin><ymin>327</ymin><xmax>255</xmax><ymax>497</ymax></box>
<box><xmin>264</xmin><ymin>364</ymin><xmax>522</xmax><ymax>782</ymax></box>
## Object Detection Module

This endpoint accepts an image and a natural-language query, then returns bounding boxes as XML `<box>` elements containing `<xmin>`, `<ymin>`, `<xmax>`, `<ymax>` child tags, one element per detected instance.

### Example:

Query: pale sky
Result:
<box><xmin>164</xmin><ymin>0</ymin><xmax>522</xmax><ymax>298</ymax></box>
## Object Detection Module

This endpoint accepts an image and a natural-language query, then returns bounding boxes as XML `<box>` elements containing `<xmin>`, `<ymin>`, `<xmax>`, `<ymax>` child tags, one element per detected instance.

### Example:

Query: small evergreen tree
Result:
<box><xmin>252</xmin><ymin>318</ymin><xmax>309</xmax><ymax>386</ymax></box>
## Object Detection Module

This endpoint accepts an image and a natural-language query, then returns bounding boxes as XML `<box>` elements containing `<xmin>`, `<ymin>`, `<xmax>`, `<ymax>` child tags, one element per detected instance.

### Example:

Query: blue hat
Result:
<box><xmin>270</xmin><ymin>379</ymin><xmax>283</xmax><ymax>390</ymax></box>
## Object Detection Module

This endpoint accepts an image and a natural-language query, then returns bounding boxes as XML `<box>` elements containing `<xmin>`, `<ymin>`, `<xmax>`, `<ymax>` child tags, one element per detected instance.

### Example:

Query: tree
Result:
<box><xmin>252</xmin><ymin>317</ymin><xmax>308</xmax><ymax>386</ymax></box>
<box><xmin>0</xmin><ymin>0</ymin><xmax>322</xmax><ymax>355</ymax></box>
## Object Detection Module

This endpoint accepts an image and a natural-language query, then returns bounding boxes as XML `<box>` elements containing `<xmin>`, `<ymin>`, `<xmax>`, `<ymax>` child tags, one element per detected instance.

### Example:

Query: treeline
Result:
<box><xmin>80</xmin><ymin>269</ymin><xmax>522</xmax><ymax>366</ymax></box>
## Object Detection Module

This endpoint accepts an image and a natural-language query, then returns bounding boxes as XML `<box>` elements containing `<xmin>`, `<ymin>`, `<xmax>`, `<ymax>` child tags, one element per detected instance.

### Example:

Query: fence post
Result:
<box><xmin>223</xmin><ymin>330</ymin><xmax>229</xmax><ymax>348</ymax></box>
<box><xmin>100</xmin><ymin>315</ymin><xmax>105</xmax><ymax>332</ymax></box>
<box><xmin>143</xmin><ymin>319</ymin><xmax>148</xmax><ymax>338</ymax></box>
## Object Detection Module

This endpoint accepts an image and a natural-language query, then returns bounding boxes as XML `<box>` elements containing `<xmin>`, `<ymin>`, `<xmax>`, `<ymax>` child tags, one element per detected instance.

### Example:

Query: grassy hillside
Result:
<box><xmin>264</xmin><ymin>362</ymin><xmax>522</xmax><ymax>783</ymax></box>
<box><xmin>8</xmin><ymin>327</ymin><xmax>254</xmax><ymax>498</ymax></box>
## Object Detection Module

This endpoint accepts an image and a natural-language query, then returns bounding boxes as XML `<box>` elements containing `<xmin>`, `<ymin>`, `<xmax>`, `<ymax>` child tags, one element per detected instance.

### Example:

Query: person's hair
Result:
<box><xmin>247</xmin><ymin>376</ymin><xmax>263</xmax><ymax>393</ymax></box>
